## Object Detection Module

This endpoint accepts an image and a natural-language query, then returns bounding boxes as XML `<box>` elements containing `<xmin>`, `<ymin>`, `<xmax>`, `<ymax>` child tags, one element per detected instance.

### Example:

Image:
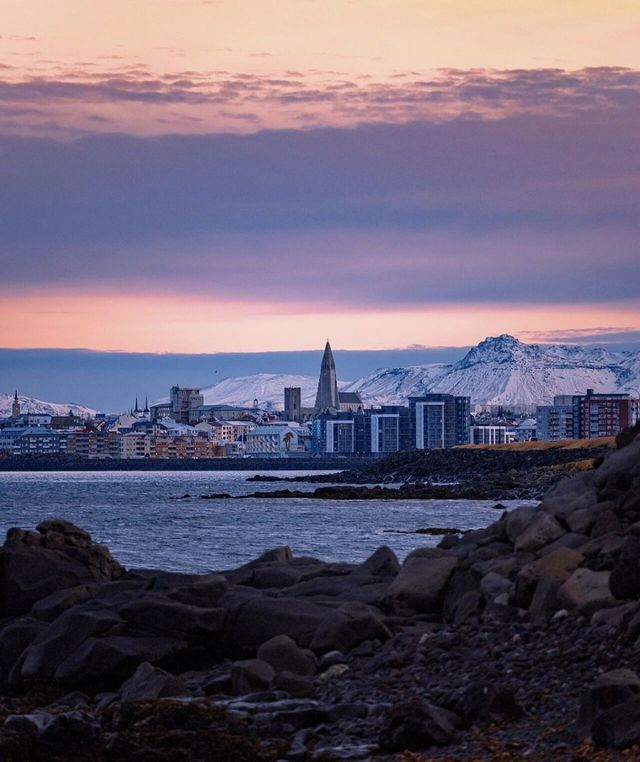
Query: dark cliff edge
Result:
<box><xmin>0</xmin><ymin>430</ymin><xmax>639</xmax><ymax>759</ymax></box>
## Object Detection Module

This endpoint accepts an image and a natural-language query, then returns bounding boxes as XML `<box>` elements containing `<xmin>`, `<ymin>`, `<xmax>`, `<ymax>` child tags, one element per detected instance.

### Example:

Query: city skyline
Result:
<box><xmin>1</xmin><ymin>1</ymin><xmax>639</xmax><ymax>352</ymax></box>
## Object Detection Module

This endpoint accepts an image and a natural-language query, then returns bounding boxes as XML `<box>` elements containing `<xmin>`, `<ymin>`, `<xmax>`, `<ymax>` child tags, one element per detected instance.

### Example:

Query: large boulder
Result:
<box><xmin>119</xmin><ymin>661</ymin><xmax>189</xmax><ymax>701</ymax></box>
<box><xmin>381</xmin><ymin>550</ymin><xmax>460</xmax><ymax>615</ymax></box>
<box><xmin>309</xmin><ymin>602</ymin><xmax>390</xmax><ymax>654</ymax></box>
<box><xmin>379</xmin><ymin>700</ymin><xmax>460</xmax><ymax>751</ymax></box>
<box><xmin>354</xmin><ymin>546</ymin><xmax>400</xmax><ymax>577</ymax></box>
<box><xmin>558</xmin><ymin>569</ymin><xmax>617</xmax><ymax>616</ymax></box>
<box><xmin>257</xmin><ymin>635</ymin><xmax>316</xmax><ymax>676</ymax></box>
<box><xmin>578</xmin><ymin>669</ymin><xmax>640</xmax><ymax>748</ymax></box>
<box><xmin>540</xmin><ymin>471</ymin><xmax>598</xmax><ymax>521</ymax></box>
<box><xmin>505</xmin><ymin>504</ymin><xmax>539</xmax><ymax>544</ymax></box>
<box><xmin>514</xmin><ymin>548</ymin><xmax>584</xmax><ymax>608</ymax></box>
<box><xmin>609</xmin><ymin>536</ymin><xmax>640</xmax><ymax>601</ymax></box>
<box><xmin>224</xmin><ymin>595</ymin><xmax>331</xmax><ymax>649</ymax></box>
<box><xmin>0</xmin><ymin>521</ymin><xmax>123</xmax><ymax>618</ymax></box>
<box><xmin>513</xmin><ymin>512</ymin><xmax>564</xmax><ymax>553</ymax></box>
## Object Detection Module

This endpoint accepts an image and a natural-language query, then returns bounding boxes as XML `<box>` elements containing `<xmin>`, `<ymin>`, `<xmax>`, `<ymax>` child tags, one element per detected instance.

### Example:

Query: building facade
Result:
<box><xmin>409</xmin><ymin>394</ymin><xmax>471</xmax><ymax>449</ymax></box>
<box><xmin>470</xmin><ymin>425</ymin><xmax>515</xmax><ymax>445</ymax></box>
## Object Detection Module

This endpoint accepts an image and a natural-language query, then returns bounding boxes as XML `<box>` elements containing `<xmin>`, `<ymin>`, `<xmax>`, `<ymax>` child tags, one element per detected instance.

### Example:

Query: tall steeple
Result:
<box><xmin>11</xmin><ymin>390</ymin><xmax>20</xmax><ymax>418</ymax></box>
<box><xmin>314</xmin><ymin>340</ymin><xmax>339</xmax><ymax>412</ymax></box>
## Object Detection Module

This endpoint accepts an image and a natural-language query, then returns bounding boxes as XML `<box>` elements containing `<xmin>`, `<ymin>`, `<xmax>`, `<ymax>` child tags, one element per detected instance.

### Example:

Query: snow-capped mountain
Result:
<box><xmin>155</xmin><ymin>374</ymin><xmax>351</xmax><ymax>412</ymax></box>
<box><xmin>0</xmin><ymin>393</ymin><xmax>95</xmax><ymax>419</ymax></box>
<box><xmin>152</xmin><ymin>335</ymin><xmax>640</xmax><ymax>411</ymax></box>
<box><xmin>345</xmin><ymin>335</ymin><xmax>640</xmax><ymax>407</ymax></box>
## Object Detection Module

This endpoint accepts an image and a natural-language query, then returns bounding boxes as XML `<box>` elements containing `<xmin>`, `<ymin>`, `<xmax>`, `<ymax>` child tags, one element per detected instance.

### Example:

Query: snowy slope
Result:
<box><xmin>156</xmin><ymin>374</ymin><xmax>352</xmax><ymax>412</ymax></box>
<box><xmin>151</xmin><ymin>336</ymin><xmax>640</xmax><ymax>411</ymax></box>
<box><xmin>346</xmin><ymin>335</ymin><xmax>640</xmax><ymax>406</ymax></box>
<box><xmin>344</xmin><ymin>364</ymin><xmax>448</xmax><ymax>407</ymax></box>
<box><xmin>0</xmin><ymin>394</ymin><xmax>95</xmax><ymax>418</ymax></box>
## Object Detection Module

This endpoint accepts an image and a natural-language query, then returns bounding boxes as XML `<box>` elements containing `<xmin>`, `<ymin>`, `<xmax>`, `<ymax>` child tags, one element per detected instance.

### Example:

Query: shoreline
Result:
<box><xmin>0</xmin><ymin>435</ymin><xmax>638</xmax><ymax>758</ymax></box>
<box><xmin>0</xmin><ymin>455</ymin><xmax>370</xmax><ymax>473</ymax></box>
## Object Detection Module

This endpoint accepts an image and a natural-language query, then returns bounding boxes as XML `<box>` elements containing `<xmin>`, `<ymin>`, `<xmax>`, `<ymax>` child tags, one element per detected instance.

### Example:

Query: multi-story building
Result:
<box><xmin>67</xmin><ymin>430</ymin><xmax>122</xmax><ymax>458</ymax></box>
<box><xmin>148</xmin><ymin>434</ymin><xmax>211</xmax><ymax>459</ymax></box>
<box><xmin>120</xmin><ymin>432</ymin><xmax>150</xmax><ymax>459</ymax></box>
<box><xmin>408</xmin><ymin>394</ymin><xmax>471</xmax><ymax>450</ymax></box>
<box><xmin>169</xmin><ymin>386</ymin><xmax>205</xmax><ymax>424</ymax></box>
<box><xmin>1</xmin><ymin>427</ymin><xmax>68</xmax><ymax>456</ymax></box>
<box><xmin>574</xmin><ymin>389</ymin><xmax>639</xmax><ymax>439</ymax></box>
<box><xmin>245</xmin><ymin>425</ymin><xmax>300</xmax><ymax>456</ymax></box>
<box><xmin>536</xmin><ymin>400</ymin><xmax>574</xmax><ymax>441</ymax></box>
<box><xmin>470</xmin><ymin>425</ymin><xmax>516</xmax><ymax>445</ymax></box>
<box><xmin>354</xmin><ymin>406</ymin><xmax>411</xmax><ymax>455</ymax></box>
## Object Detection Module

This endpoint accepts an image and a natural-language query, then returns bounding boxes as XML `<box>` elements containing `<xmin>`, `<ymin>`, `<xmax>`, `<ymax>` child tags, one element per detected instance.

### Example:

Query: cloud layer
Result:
<box><xmin>0</xmin><ymin>65</ymin><xmax>639</xmax><ymax>136</ymax></box>
<box><xmin>0</xmin><ymin>66</ymin><xmax>638</xmax><ymax>311</ymax></box>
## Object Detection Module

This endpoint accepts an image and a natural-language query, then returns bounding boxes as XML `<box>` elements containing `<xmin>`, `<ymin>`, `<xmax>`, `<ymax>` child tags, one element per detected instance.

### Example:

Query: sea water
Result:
<box><xmin>0</xmin><ymin>470</ymin><xmax>533</xmax><ymax>573</ymax></box>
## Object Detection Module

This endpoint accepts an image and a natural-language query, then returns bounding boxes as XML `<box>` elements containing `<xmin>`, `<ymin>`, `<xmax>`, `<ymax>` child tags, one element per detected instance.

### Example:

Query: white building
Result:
<box><xmin>470</xmin><ymin>425</ymin><xmax>516</xmax><ymax>445</ymax></box>
<box><xmin>245</xmin><ymin>425</ymin><xmax>299</xmax><ymax>456</ymax></box>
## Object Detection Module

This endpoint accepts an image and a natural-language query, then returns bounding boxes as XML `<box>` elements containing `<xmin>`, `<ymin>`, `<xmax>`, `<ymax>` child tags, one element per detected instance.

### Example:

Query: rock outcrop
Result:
<box><xmin>0</xmin><ymin>429</ymin><xmax>639</xmax><ymax>759</ymax></box>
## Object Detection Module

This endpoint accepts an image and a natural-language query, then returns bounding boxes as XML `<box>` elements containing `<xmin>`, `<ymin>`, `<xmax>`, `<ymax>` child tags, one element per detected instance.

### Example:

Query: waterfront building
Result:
<box><xmin>0</xmin><ymin>427</ymin><xmax>68</xmax><ymax>456</ymax></box>
<box><xmin>245</xmin><ymin>425</ymin><xmax>300</xmax><ymax>456</ymax></box>
<box><xmin>470</xmin><ymin>425</ymin><xmax>516</xmax><ymax>445</ymax></box>
<box><xmin>409</xmin><ymin>394</ymin><xmax>471</xmax><ymax>449</ymax></box>
<box><xmin>120</xmin><ymin>432</ymin><xmax>150</xmax><ymax>459</ymax></box>
<box><xmin>314</xmin><ymin>412</ymin><xmax>355</xmax><ymax>454</ymax></box>
<box><xmin>67</xmin><ymin>430</ymin><xmax>122</xmax><ymax>458</ymax></box>
<box><xmin>354</xmin><ymin>406</ymin><xmax>411</xmax><ymax>454</ymax></box>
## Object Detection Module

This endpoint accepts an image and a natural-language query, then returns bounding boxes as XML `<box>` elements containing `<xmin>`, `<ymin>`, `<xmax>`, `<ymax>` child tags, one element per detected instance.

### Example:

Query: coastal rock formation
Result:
<box><xmin>0</xmin><ymin>429</ymin><xmax>639</xmax><ymax>758</ymax></box>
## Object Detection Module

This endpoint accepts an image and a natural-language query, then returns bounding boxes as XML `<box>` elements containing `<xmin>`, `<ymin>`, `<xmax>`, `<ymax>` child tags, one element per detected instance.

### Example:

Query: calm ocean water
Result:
<box><xmin>0</xmin><ymin>471</ymin><xmax>532</xmax><ymax>573</ymax></box>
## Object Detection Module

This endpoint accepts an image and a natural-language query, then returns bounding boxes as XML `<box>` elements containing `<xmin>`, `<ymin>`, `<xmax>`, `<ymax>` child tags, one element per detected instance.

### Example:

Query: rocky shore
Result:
<box><xmin>247</xmin><ymin>442</ymin><xmax>613</xmax><ymax>501</ymax></box>
<box><xmin>0</xmin><ymin>432</ymin><xmax>639</xmax><ymax>760</ymax></box>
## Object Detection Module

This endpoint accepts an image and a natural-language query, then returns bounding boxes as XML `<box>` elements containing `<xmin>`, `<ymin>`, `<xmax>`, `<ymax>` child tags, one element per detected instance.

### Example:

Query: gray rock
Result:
<box><xmin>379</xmin><ymin>700</ymin><xmax>460</xmax><ymax>751</ymax></box>
<box><xmin>592</xmin><ymin>698</ymin><xmax>640</xmax><ymax>749</ymax></box>
<box><xmin>318</xmin><ymin>650</ymin><xmax>347</xmax><ymax>670</ymax></box>
<box><xmin>273</xmin><ymin>670</ymin><xmax>314</xmax><ymax>698</ymax></box>
<box><xmin>566</xmin><ymin>506</ymin><xmax>600</xmax><ymax>535</ymax></box>
<box><xmin>382</xmin><ymin>551</ymin><xmax>460</xmax><ymax>615</ymax></box>
<box><xmin>559</xmin><ymin>568</ymin><xmax>617</xmax><ymax>616</ymax></box>
<box><xmin>225</xmin><ymin>595</ymin><xmax>331</xmax><ymax>649</ymax></box>
<box><xmin>513</xmin><ymin>512</ymin><xmax>564</xmax><ymax>553</ymax></box>
<box><xmin>479</xmin><ymin>572</ymin><xmax>512</xmax><ymax>602</ymax></box>
<box><xmin>310</xmin><ymin>602</ymin><xmax>390</xmax><ymax>654</ymax></box>
<box><xmin>119</xmin><ymin>661</ymin><xmax>189</xmax><ymax>701</ymax></box>
<box><xmin>514</xmin><ymin>548</ymin><xmax>584</xmax><ymax>608</ymax></box>
<box><xmin>578</xmin><ymin>669</ymin><xmax>640</xmax><ymax>746</ymax></box>
<box><xmin>354</xmin><ymin>546</ymin><xmax>400</xmax><ymax>577</ymax></box>
<box><xmin>505</xmin><ymin>504</ymin><xmax>539</xmax><ymax>544</ymax></box>
<box><xmin>257</xmin><ymin>634</ymin><xmax>316</xmax><ymax>676</ymax></box>
<box><xmin>610</xmin><ymin>536</ymin><xmax>640</xmax><ymax>600</ymax></box>
<box><xmin>231</xmin><ymin>658</ymin><xmax>276</xmax><ymax>695</ymax></box>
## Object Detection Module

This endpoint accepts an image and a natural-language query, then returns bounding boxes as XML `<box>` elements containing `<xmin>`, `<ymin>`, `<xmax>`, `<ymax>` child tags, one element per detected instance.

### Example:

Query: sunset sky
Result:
<box><xmin>1</xmin><ymin>0</ymin><xmax>639</xmax><ymax>352</ymax></box>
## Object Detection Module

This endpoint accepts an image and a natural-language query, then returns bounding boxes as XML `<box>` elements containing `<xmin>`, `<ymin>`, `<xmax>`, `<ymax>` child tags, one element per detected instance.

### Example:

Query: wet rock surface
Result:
<box><xmin>0</xmin><ymin>431</ymin><xmax>639</xmax><ymax>759</ymax></box>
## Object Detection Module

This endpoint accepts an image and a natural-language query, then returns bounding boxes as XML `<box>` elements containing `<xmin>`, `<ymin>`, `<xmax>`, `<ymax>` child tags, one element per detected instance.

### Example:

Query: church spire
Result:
<box><xmin>315</xmin><ymin>340</ymin><xmax>339</xmax><ymax>412</ymax></box>
<box><xmin>11</xmin><ymin>390</ymin><xmax>20</xmax><ymax>418</ymax></box>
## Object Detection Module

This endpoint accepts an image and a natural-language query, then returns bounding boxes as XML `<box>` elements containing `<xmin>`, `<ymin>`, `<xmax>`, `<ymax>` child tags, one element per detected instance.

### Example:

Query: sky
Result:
<box><xmin>1</xmin><ymin>0</ymin><xmax>639</xmax><ymax>356</ymax></box>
